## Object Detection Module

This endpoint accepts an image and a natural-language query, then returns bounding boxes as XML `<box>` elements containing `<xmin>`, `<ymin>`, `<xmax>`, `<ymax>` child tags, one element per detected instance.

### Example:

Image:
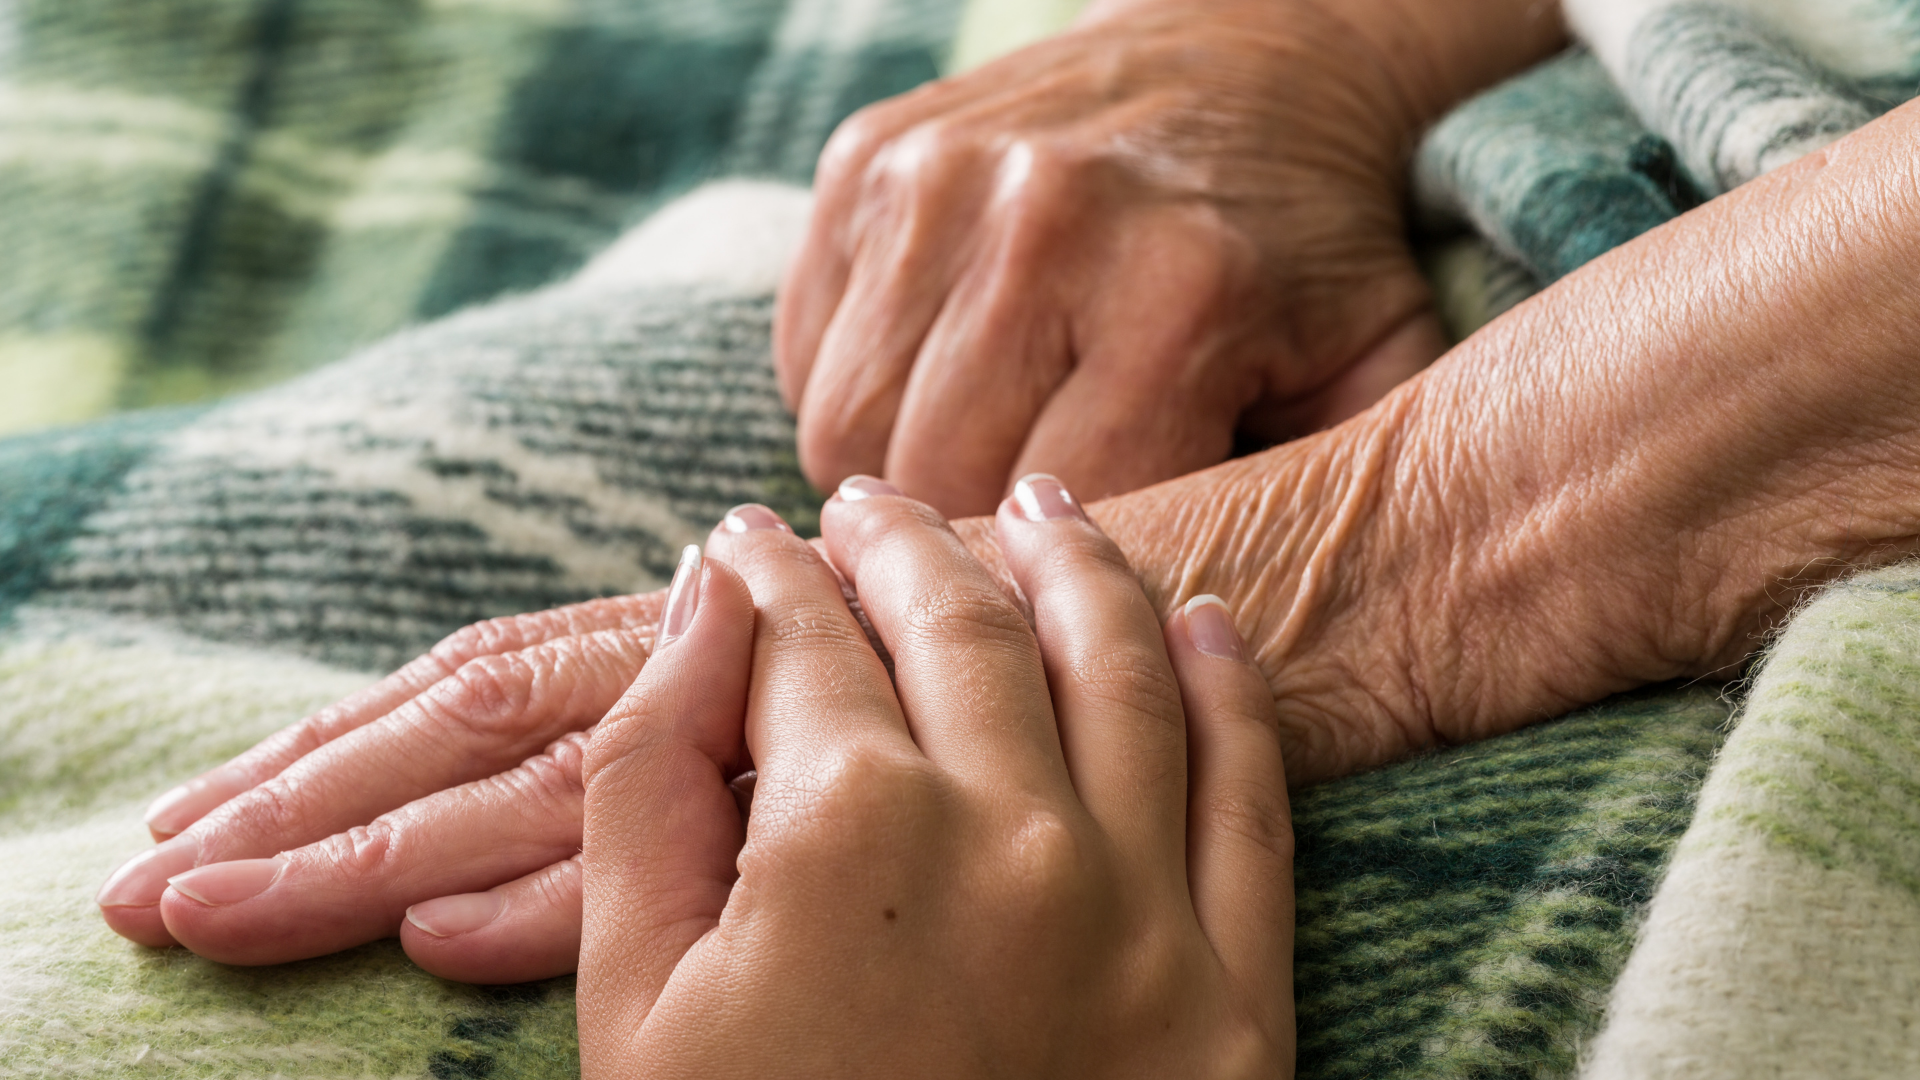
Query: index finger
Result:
<box><xmin>705</xmin><ymin>505</ymin><xmax>918</xmax><ymax>782</ymax></box>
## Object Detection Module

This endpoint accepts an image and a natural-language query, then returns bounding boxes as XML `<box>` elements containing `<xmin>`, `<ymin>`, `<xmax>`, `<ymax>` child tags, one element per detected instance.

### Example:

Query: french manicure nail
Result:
<box><xmin>96</xmin><ymin>835</ymin><xmax>200</xmax><ymax>908</ymax></box>
<box><xmin>1184</xmin><ymin>595</ymin><xmax>1248</xmax><ymax>663</ymax></box>
<box><xmin>836</xmin><ymin>475</ymin><xmax>902</xmax><ymax>502</ymax></box>
<box><xmin>723</xmin><ymin>503</ymin><xmax>792</xmax><ymax>533</ymax></box>
<box><xmin>167</xmin><ymin>857</ymin><xmax>285</xmax><ymax>907</ymax></box>
<box><xmin>1012</xmin><ymin>473</ymin><xmax>1086</xmax><ymax>523</ymax></box>
<box><xmin>406</xmin><ymin>892</ymin><xmax>505</xmax><ymax>938</ymax></box>
<box><xmin>659</xmin><ymin>544</ymin><xmax>702</xmax><ymax>644</ymax></box>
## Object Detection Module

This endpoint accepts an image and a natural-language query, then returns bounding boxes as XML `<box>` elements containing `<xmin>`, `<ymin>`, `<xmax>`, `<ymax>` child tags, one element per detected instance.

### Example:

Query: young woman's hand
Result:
<box><xmin>578</xmin><ymin>480</ymin><xmax>1292</xmax><ymax>1077</ymax></box>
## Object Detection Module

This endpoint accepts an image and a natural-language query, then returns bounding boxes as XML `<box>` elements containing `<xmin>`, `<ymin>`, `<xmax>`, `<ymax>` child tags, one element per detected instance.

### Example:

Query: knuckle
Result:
<box><xmin>990</xmin><ymin>137</ymin><xmax>1078</xmax><ymax>213</ymax></box>
<box><xmin>305</xmin><ymin>818</ymin><xmax>400</xmax><ymax>878</ymax></box>
<box><xmin>775</xmin><ymin>745</ymin><xmax>938</xmax><ymax>848</ymax></box>
<box><xmin>818</xmin><ymin>106</ymin><xmax>892</xmax><ymax>187</ymax></box>
<box><xmin>431</xmin><ymin>614</ymin><xmax>523</xmax><ymax>667</ymax></box>
<box><xmin>903</xmin><ymin>582</ymin><xmax>1032</xmax><ymax>651</ymax></box>
<box><xmin>1065</xmin><ymin>642</ymin><xmax>1185</xmax><ymax>724</ymax></box>
<box><xmin>195</xmin><ymin>774</ymin><xmax>305</xmax><ymax>856</ymax></box>
<box><xmin>429</xmin><ymin>653</ymin><xmax>537</xmax><ymax>739</ymax></box>
<box><xmin>1201</xmin><ymin>778</ymin><xmax>1294</xmax><ymax>865</ymax></box>
<box><xmin>872</xmin><ymin>119</ymin><xmax>972</xmax><ymax>193</ymax></box>
<box><xmin>528</xmin><ymin>857</ymin><xmax>584</xmax><ymax>910</ymax></box>
<box><xmin>990</xmin><ymin>808</ymin><xmax>1089</xmax><ymax>927</ymax></box>
<box><xmin>486</xmin><ymin>745</ymin><xmax>588</xmax><ymax>819</ymax></box>
<box><xmin>761</xmin><ymin>601</ymin><xmax>863</xmax><ymax>652</ymax></box>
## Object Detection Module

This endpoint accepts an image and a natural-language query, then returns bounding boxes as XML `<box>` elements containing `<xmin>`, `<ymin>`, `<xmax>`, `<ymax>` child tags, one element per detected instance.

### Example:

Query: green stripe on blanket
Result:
<box><xmin>1586</xmin><ymin>567</ymin><xmax>1920</xmax><ymax>1078</ymax></box>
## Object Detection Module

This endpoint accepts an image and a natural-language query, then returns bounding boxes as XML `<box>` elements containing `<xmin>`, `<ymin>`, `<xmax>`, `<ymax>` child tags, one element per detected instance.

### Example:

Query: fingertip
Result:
<box><xmin>1174</xmin><ymin>595</ymin><xmax>1250</xmax><ymax>665</ymax></box>
<box><xmin>403</xmin><ymin>861</ymin><xmax>584</xmax><ymax>985</ymax></box>
<box><xmin>98</xmin><ymin>902</ymin><xmax>180</xmax><ymax>949</ymax></box>
<box><xmin>143</xmin><ymin>765</ymin><xmax>250</xmax><ymax>841</ymax></box>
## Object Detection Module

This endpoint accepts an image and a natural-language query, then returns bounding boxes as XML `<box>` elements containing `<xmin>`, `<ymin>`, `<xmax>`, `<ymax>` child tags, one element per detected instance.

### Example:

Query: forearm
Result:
<box><xmin>1415</xmin><ymin>96</ymin><xmax>1920</xmax><ymax>729</ymax></box>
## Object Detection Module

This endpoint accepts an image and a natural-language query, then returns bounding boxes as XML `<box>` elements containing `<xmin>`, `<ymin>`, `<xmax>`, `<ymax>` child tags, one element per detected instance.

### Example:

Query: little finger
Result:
<box><xmin>403</xmin><ymin>856</ymin><xmax>585</xmax><ymax>986</ymax></box>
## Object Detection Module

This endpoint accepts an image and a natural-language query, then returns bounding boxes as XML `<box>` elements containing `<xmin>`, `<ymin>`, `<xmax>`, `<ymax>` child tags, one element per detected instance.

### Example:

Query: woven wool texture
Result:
<box><xmin>4</xmin><ymin>0</ymin><xmax>1920</xmax><ymax>1077</ymax></box>
<box><xmin>0</xmin><ymin>0</ymin><xmax>956</xmax><ymax>435</ymax></box>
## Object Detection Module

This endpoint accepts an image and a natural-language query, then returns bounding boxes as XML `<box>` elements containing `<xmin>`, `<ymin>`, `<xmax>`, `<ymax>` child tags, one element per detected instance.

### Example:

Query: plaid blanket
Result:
<box><xmin>3</xmin><ymin>1</ymin><xmax>1919</xmax><ymax>1077</ymax></box>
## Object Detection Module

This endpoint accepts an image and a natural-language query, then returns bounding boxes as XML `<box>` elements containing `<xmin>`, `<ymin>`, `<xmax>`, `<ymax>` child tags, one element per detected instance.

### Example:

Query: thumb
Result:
<box><xmin>580</xmin><ymin>547</ymin><xmax>755</xmax><ymax>1045</ymax></box>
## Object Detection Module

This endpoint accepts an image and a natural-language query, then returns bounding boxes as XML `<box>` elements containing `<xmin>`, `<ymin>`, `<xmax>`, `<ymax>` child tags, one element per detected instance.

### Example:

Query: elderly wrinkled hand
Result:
<box><xmin>774</xmin><ymin>0</ymin><xmax>1563</xmax><ymax>516</ymax></box>
<box><xmin>577</xmin><ymin>485</ymin><xmax>1291</xmax><ymax>1077</ymax></box>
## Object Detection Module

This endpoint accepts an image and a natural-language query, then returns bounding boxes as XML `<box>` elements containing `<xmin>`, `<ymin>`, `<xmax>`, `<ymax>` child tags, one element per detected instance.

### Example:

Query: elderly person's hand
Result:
<box><xmin>577</xmin><ymin>491</ymin><xmax>1291</xmax><ymax>1077</ymax></box>
<box><xmin>776</xmin><ymin>0</ymin><xmax>1566</xmax><ymax>515</ymax></box>
<box><xmin>101</xmin><ymin>96</ymin><xmax>1920</xmax><ymax>985</ymax></box>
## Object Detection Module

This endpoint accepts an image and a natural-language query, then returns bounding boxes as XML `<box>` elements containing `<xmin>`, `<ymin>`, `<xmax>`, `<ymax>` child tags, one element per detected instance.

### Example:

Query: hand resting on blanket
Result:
<box><xmin>775</xmin><ymin>0</ymin><xmax>1567</xmax><ymax>516</ymax></box>
<box><xmin>575</xmin><ymin>488</ymin><xmax>1292</xmax><ymax>1077</ymax></box>
<box><xmin>100</xmin><ymin>98</ymin><xmax>1920</xmax><ymax>984</ymax></box>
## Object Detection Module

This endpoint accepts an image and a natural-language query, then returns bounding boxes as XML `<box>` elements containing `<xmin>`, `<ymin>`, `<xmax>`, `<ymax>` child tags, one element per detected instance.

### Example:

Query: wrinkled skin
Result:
<box><xmin>578</xmin><ymin>492</ymin><xmax>1292</xmax><ymax>1078</ymax></box>
<box><xmin>774</xmin><ymin>0</ymin><xmax>1565</xmax><ymax>515</ymax></box>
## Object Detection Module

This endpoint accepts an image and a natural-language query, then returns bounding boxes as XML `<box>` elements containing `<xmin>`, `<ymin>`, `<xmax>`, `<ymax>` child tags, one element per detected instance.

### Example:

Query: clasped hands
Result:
<box><xmin>102</xmin><ymin>478</ymin><xmax>1297</xmax><ymax>1076</ymax></box>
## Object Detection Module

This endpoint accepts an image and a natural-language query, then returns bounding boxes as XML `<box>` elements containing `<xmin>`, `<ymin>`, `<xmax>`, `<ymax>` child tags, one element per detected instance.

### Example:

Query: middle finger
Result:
<box><xmin>820</xmin><ymin>479</ymin><xmax>1071</xmax><ymax>798</ymax></box>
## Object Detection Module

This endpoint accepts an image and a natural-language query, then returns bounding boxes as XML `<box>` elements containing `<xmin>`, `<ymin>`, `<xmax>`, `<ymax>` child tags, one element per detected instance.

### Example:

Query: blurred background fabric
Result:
<box><xmin>0</xmin><ymin>0</ymin><xmax>1064</xmax><ymax>437</ymax></box>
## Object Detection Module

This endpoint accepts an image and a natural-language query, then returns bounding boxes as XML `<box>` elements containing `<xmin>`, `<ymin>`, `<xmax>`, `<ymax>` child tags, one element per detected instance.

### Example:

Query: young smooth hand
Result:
<box><xmin>578</xmin><ymin>480</ymin><xmax>1292</xmax><ymax>1077</ymax></box>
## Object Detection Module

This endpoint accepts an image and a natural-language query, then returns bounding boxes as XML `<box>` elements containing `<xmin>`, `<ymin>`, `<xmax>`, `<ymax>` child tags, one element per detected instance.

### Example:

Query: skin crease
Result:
<box><xmin>578</xmin><ymin>497</ymin><xmax>1294</xmax><ymax>1079</ymax></box>
<box><xmin>776</xmin><ymin>0</ymin><xmax>1567</xmax><ymax>517</ymax></box>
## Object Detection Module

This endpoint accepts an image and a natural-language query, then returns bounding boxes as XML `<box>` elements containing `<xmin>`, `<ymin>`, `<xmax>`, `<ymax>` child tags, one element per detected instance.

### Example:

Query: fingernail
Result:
<box><xmin>1011</xmin><ymin>473</ymin><xmax>1086</xmax><ymax>523</ymax></box>
<box><xmin>722</xmin><ymin>503</ymin><xmax>792</xmax><ymax>533</ymax></box>
<box><xmin>659</xmin><ymin>544</ymin><xmax>702</xmax><ymax>644</ymax></box>
<box><xmin>167</xmin><ymin>857</ymin><xmax>285</xmax><ymax>907</ymax></box>
<box><xmin>143</xmin><ymin>765</ymin><xmax>246</xmax><ymax>839</ymax></box>
<box><xmin>406</xmin><ymin>892</ymin><xmax>505</xmax><ymax>938</ymax></box>
<box><xmin>836</xmin><ymin>475</ymin><xmax>902</xmax><ymax>502</ymax></box>
<box><xmin>97</xmin><ymin>835</ymin><xmax>199</xmax><ymax>908</ymax></box>
<box><xmin>1184</xmin><ymin>595</ymin><xmax>1248</xmax><ymax>662</ymax></box>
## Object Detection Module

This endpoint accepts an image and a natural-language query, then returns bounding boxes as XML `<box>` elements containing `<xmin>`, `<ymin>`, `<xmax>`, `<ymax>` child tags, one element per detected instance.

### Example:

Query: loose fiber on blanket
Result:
<box><xmin>1586</xmin><ymin>567</ymin><xmax>1920</xmax><ymax>1078</ymax></box>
